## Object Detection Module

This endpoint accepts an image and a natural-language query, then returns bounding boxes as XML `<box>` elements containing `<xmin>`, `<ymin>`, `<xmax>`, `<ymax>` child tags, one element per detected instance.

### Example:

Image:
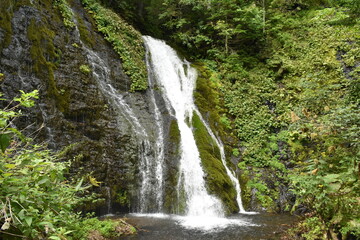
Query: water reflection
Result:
<box><xmin>117</xmin><ymin>213</ymin><xmax>297</xmax><ymax>240</ymax></box>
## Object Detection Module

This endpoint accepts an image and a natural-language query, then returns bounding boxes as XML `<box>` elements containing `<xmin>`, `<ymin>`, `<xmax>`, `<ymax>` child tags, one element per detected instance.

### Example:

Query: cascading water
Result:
<box><xmin>75</xmin><ymin>9</ymin><xmax>248</xmax><ymax>218</ymax></box>
<box><xmin>144</xmin><ymin>47</ymin><xmax>166</xmax><ymax>211</ymax></box>
<box><xmin>144</xmin><ymin>36</ymin><xmax>227</xmax><ymax>217</ymax></box>
<box><xmin>73</xmin><ymin>19</ymin><xmax>163</xmax><ymax>212</ymax></box>
<box><xmin>84</xmin><ymin>47</ymin><xmax>165</xmax><ymax>213</ymax></box>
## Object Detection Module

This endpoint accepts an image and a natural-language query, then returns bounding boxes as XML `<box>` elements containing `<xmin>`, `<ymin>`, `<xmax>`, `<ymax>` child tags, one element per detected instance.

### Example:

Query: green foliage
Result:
<box><xmin>77</xmin><ymin>218</ymin><xmax>116</xmax><ymax>238</ymax></box>
<box><xmin>53</xmin><ymin>0</ymin><xmax>76</xmax><ymax>28</ymax></box>
<box><xmin>0</xmin><ymin>146</ymin><xmax>83</xmax><ymax>239</ymax></box>
<box><xmin>116</xmin><ymin>191</ymin><xmax>130</xmax><ymax>207</ymax></box>
<box><xmin>0</xmin><ymin>91</ymin><xmax>135</xmax><ymax>239</ymax></box>
<box><xmin>0</xmin><ymin>91</ymin><xmax>81</xmax><ymax>239</ymax></box>
<box><xmin>287</xmin><ymin>216</ymin><xmax>326</xmax><ymax>240</ymax></box>
<box><xmin>232</xmin><ymin>148</ymin><xmax>240</xmax><ymax>157</ymax></box>
<box><xmin>81</xmin><ymin>0</ymin><xmax>148</xmax><ymax>91</ymax></box>
<box><xmin>79</xmin><ymin>64</ymin><xmax>91</xmax><ymax>74</ymax></box>
<box><xmin>151</xmin><ymin>0</ymin><xmax>264</xmax><ymax>58</ymax></box>
<box><xmin>248</xmin><ymin>180</ymin><xmax>275</xmax><ymax>209</ymax></box>
<box><xmin>336</xmin><ymin>0</ymin><xmax>360</xmax><ymax>16</ymax></box>
<box><xmin>0</xmin><ymin>90</ymin><xmax>39</xmax><ymax>152</ymax></box>
<box><xmin>288</xmin><ymin>104</ymin><xmax>360</xmax><ymax>238</ymax></box>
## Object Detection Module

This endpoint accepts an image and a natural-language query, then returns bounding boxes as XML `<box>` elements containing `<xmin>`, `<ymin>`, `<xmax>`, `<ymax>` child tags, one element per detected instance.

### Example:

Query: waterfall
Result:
<box><xmin>86</xmin><ymin>47</ymin><xmax>168</xmax><ymax>213</ymax></box>
<box><xmin>144</xmin><ymin>47</ymin><xmax>166</xmax><ymax>211</ymax></box>
<box><xmin>71</xmin><ymin>15</ymin><xmax>166</xmax><ymax>212</ymax></box>
<box><xmin>77</xmin><ymin>12</ymin><xmax>246</xmax><ymax>215</ymax></box>
<box><xmin>144</xmin><ymin>36</ymin><xmax>231</xmax><ymax>217</ymax></box>
<box><xmin>80</xmin><ymin>37</ymin><xmax>164</xmax><ymax>213</ymax></box>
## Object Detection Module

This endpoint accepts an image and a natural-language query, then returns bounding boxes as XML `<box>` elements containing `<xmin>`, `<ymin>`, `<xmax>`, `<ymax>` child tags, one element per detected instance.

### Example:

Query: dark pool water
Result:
<box><xmin>116</xmin><ymin>213</ymin><xmax>298</xmax><ymax>240</ymax></box>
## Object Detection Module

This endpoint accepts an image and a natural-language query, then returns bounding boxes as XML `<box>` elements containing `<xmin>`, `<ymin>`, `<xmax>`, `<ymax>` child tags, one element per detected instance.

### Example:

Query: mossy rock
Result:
<box><xmin>27</xmin><ymin>18</ymin><xmax>70</xmax><ymax>113</ymax></box>
<box><xmin>0</xmin><ymin>0</ymin><xmax>14</xmax><ymax>53</ymax></box>
<box><xmin>169</xmin><ymin>119</ymin><xmax>180</xmax><ymax>149</ymax></box>
<box><xmin>76</xmin><ymin>14</ymin><xmax>95</xmax><ymax>48</ymax></box>
<box><xmin>163</xmin><ymin>119</ymin><xmax>182</xmax><ymax>213</ymax></box>
<box><xmin>193</xmin><ymin>62</ymin><xmax>239</xmax><ymax>167</ymax></box>
<box><xmin>192</xmin><ymin>112</ymin><xmax>238</xmax><ymax>214</ymax></box>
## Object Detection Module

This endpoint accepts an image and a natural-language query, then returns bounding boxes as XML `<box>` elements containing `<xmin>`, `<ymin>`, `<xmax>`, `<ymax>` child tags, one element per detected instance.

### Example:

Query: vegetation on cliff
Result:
<box><xmin>122</xmin><ymin>0</ymin><xmax>360</xmax><ymax>238</ymax></box>
<box><xmin>0</xmin><ymin>91</ymin><xmax>136</xmax><ymax>239</ymax></box>
<box><xmin>81</xmin><ymin>0</ymin><xmax>148</xmax><ymax>91</ymax></box>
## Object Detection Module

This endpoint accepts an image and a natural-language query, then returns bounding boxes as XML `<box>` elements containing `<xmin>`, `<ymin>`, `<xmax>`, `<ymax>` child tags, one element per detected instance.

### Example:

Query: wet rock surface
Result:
<box><xmin>0</xmin><ymin>0</ymin><xmax>176</xmax><ymax>214</ymax></box>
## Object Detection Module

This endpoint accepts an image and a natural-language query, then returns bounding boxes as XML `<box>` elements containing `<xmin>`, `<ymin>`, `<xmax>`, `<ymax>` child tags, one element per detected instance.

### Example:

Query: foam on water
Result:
<box><xmin>129</xmin><ymin>213</ymin><xmax>258</xmax><ymax>231</ymax></box>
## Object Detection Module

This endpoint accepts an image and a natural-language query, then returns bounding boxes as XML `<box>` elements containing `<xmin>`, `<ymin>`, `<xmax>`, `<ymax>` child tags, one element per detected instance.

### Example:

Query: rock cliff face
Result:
<box><xmin>0</xmin><ymin>0</ymin><xmax>177</xmax><ymax>214</ymax></box>
<box><xmin>0</xmin><ymin>0</ymin><xmax>242</xmax><ymax>215</ymax></box>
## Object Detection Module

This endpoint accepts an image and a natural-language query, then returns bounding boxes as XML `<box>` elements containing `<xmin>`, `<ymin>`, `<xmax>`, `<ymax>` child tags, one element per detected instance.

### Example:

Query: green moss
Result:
<box><xmin>53</xmin><ymin>0</ymin><xmax>76</xmax><ymax>28</ymax></box>
<box><xmin>191</xmin><ymin>63</ymin><xmax>242</xmax><ymax>213</ymax></box>
<box><xmin>80</xmin><ymin>0</ymin><xmax>148</xmax><ymax>91</ymax></box>
<box><xmin>169</xmin><ymin>119</ymin><xmax>180</xmax><ymax>147</ymax></box>
<box><xmin>192</xmin><ymin>62</ymin><xmax>238</xmax><ymax>160</ymax></box>
<box><xmin>27</xmin><ymin>18</ymin><xmax>69</xmax><ymax>113</ymax></box>
<box><xmin>0</xmin><ymin>0</ymin><xmax>15</xmax><ymax>52</ymax></box>
<box><xmin>80</xmin><ymin>64</ymin><xmax>91</xmax><ymax>74</ymax></box>
<box><xmin>0</xmin><ymin>0</ymin><xmax>30</xmax><ymax>50</ymax></box>
<box><xmin>164</xmin><ymin>119</ymin><xmax>182</xmax><ymax>213</ymax></box>
<box><xmin>193</xmin><ymin>63</ymin><xmax>221</xmax><ymax>129</ymax></box>
<box><xmin>163</xmin><ymin>169</ymin><xmax>183</xmax><ymax>214</ymax></box>
<box><xmin>192</xmin><ymin>112</ymin><xmax>238</xmax><ymax>214</ymax></box>
<box><xmin>76</xmin><ymin>14</ymin><xmax>95</xmax><ymax>48</ymax></box>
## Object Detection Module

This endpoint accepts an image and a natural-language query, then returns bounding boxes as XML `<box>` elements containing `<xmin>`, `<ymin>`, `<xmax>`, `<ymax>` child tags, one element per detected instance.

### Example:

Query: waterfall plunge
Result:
<box><xmin>144</xmin><ymin>36</ymin><xmax>245</xmax><ymax>217</ymax></box>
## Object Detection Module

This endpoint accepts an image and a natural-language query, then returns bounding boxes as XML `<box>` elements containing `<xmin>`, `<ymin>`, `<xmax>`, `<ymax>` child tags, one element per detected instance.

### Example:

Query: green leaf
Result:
<box><xmin>0</xmin><ymin>134</ymin><xmax>11</xmax><ymax>152</ymax></box>
<box><xmin>4</xmin><ymin>163</ymin><xmax>16</xmax><ymax>169</ymax></box>
<box><xmin>39</xmin><ymin>221</ymin><xmax>54</xmax><ymax>229</ymax></box>
<box><xmin>323</xmin><ymin>174</ymin><xmax>341</xmax><ymax>184</ymax></box>
<box><xmin>328</xmin><ymin>182</ymin><xmax>341</xmax><ymax>192</ymax></box>
<box><xmin>7</xmin><ymin>128</ymin><xmax>26</xmax><ymax>141</ymax></box>
<box><xmin>0</xmin><ymin>119</ymin><xmax>7</xmax><ymax>128</ymax></box>
<box><xmin>25</xmin><ymin>216</ymin><xmax>32</xmax><ymax>226</ymax></box>
<box><xmin>38</xmin><ymin>177</ymin><xmax>49</xmax><ymax>185</ymax></box>
<box><xmin>18</xmin><ymin>209</ymin><xmax>26</xmax><ymax>219</ymax></box>
<box><xmin>49</xmin><ymin>236</ymin><xmax>61</xmax><ymax>240</ymax></box>
<box><xmin>19</xmin><ymin>194</ymin><xmax>26</xmax><ymax>203</ymax></box>
<box><xmin>75</xmin><ymin>178</ymin><xmax>84</xmax><ymax>191</ymax></box>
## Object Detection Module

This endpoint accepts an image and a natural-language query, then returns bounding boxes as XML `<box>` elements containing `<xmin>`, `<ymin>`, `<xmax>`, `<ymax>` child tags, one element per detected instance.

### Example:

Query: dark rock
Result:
<box><xmin>0</xmin><ymin>0</ymin><xmax>178</xmax><ymax>215</ymax></box>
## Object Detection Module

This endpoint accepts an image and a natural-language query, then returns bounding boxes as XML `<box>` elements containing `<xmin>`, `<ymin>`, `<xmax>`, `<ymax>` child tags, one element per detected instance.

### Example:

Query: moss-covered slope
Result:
<box><xmin>192</xmin><ymin>112</ymin><xmax>238</xmax><ymax>214</ymax></box>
